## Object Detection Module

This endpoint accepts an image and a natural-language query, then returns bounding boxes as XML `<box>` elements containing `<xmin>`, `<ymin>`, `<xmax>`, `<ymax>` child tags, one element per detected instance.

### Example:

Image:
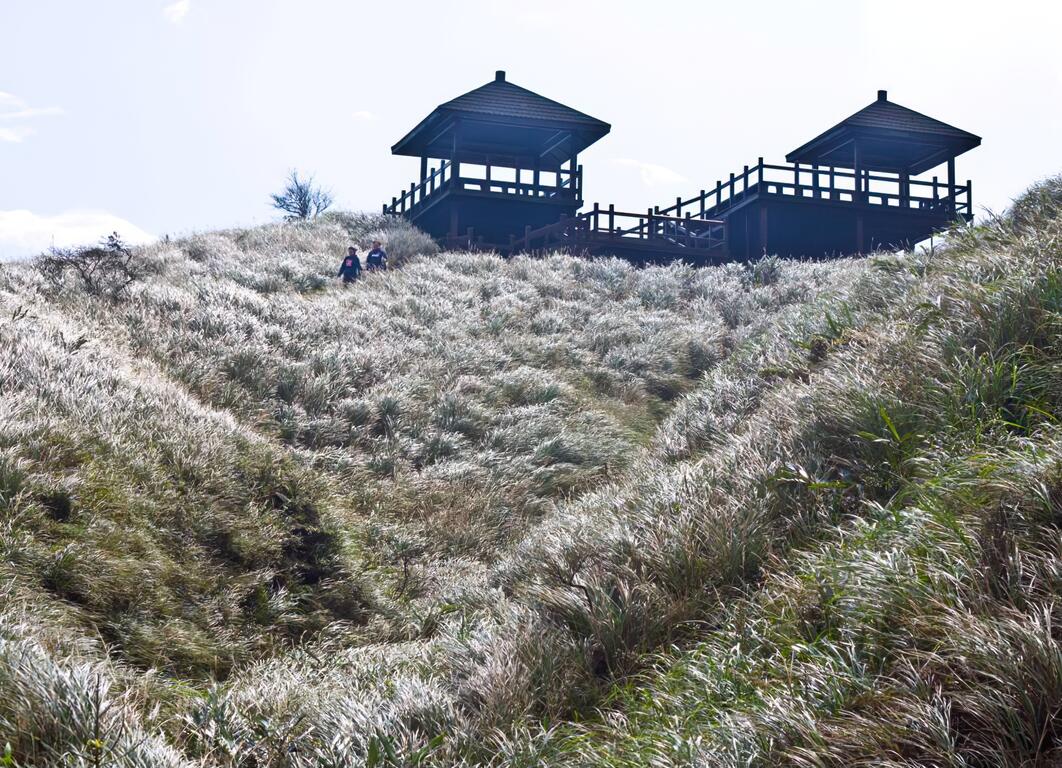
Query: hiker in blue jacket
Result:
<box><xmin>365</xmin><ymin>240</ymin><xmax>388</xmax><ymax>271</ymax></box>
<box><xmin>337</xmin><ymin>246</ymin><xmax>362</xmax><ymax>283</ymax></box>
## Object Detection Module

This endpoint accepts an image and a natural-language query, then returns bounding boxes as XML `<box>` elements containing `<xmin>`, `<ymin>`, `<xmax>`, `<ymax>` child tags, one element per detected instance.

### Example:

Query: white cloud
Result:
<box><xmin>352</xmin><ymin>110</ymin><xmax>377</xmax><ymax>122</ymax></box>
<box><xmin>0</xmin><ymin>126</ymin><xmax>32</xmax><ymax>143</ymax></box>
<box><xmin>163</xmin><ymin>0</ymin><xmax>190</xmax><ymax>24</ymax></box>
<box><xmin>2</xmin><ymin>106</ymin><xmax>64</xmax><ymax>120</ymax></box>
<box><xmin>0</xmin><ymin>92</ymin><xmax>63</xmax><ymax>143</ymax></box>
<box><xmin>612</xmin><ymin>158</ymin><xmax>688</xmax><ymax>188</ymax></box>
<box><xmin>0</xmin><ymin>210</ymin><xmax>156</xmax><ymax>261</ymax></box>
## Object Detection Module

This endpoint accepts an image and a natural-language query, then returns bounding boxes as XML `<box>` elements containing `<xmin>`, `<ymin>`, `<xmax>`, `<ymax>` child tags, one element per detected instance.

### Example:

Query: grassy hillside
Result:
<box><xmin>1</xmin><ymin>179</ymin><xmax>1060</xmax><ymax>767</ymax></box>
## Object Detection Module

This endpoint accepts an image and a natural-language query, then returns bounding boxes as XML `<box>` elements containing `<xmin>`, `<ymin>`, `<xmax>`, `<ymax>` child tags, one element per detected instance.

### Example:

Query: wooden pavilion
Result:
<box><xmin>383</xmin><ymin>71</ymin><xmax>610</xmax><ymax>248</ymax></box>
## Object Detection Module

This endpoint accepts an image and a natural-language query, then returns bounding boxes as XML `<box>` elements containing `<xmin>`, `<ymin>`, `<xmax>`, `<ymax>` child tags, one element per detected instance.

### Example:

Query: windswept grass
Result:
<box><xmin>1</xmin><ymin>181</ymin><xmax>1061</xmax><ymax>766</ymax></box>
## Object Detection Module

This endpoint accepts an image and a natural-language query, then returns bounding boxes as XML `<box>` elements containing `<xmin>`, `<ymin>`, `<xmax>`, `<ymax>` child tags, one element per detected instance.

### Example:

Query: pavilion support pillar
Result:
<box><xmin>758</xmin><ymin>204</ymin><xmax>769</xmax><ymax>256</ymax></box>
<box><xmin>449</xmin><ymin>206</ymin><xmax>459</xmax><ymax>240</ymax></box>
<box><xmin>900</xmin><ymin>171</ymin><xmax>910</xmax><ymax>209</ymax></box>
<box><xmin>451</xmin><ymin>120</ymin><xmax>461</xmax><ymax>186</ymax></box>
<box><xmin>743</xmin><ymin>210</ymin><xmax>750</xmax><ymax>260</ymax></box>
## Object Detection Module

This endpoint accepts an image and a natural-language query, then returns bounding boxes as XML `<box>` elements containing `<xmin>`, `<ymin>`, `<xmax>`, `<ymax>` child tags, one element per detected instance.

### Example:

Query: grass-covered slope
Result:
<box><xmin>1</xmin><ymin>179</ymin><xmax>1061</xmax><ymax>767</ymax></box>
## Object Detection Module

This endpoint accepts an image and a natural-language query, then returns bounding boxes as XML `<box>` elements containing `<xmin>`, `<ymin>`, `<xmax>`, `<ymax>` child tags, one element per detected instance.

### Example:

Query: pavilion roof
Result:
<box><xmin>392</xmin><ymin>72</ymin><xmax>610</xmax><ymax>164</ymax></box>
<box><xmin>786</xmin><ymin>91</ymin><xmax>981</xmax><ymax>174</ymax></box>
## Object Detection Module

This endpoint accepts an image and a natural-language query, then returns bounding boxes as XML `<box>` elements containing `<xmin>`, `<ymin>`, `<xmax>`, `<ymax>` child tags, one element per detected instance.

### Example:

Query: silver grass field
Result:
<box><xmin>1</xmin><ymin>179</ymin><xmax>1062</xmax><ymax>766</ymax></box>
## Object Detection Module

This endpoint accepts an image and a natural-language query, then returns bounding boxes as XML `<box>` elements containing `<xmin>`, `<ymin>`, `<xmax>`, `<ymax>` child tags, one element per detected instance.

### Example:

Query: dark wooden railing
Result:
<box><xmin>655</xmin><ymin>158</ymin><xmax>973</xmax><ymax>221</ymax></box>
<box><xmin>382</xmin><ymin>160</ymin><xmax>454</xmax><ymax>216</ymax></box>
<box><xmin>510</xmin><ymin>205</ymin><xmax>726</xmax><ymax>255</ymax></box>
<box><xmin>383</xmin><ymin>161</ymin><xmax>582</xmax><ymax>217</ymax></box>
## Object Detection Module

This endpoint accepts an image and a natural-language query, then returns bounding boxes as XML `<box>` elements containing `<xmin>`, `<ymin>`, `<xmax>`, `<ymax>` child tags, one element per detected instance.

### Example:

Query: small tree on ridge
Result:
<box><xmin>270</xmin><ymin>170</ymin><xmax>333</xmax><ymax>220</ymax></box>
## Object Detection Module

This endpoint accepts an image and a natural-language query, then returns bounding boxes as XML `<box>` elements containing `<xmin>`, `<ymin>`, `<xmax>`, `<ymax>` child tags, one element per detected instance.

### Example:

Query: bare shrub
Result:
<box><xmin>34</xmin><ymin>231</ymin><xmax>143</xmax><ymax>299</ymax></box>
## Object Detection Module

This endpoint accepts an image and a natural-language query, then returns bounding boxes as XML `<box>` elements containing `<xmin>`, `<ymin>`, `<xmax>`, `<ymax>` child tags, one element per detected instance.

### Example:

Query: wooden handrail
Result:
<box><xmin>591</xmin><ymin>209</ymin><xmax>725</xmax><ymax>225</ymax></box>
<box><xmin>655</xmin><ymin>158</ymin><xmax>972</xmax><ymax>221</ymax></box>
<box><xmin>385</xmin><ymin>162</ymin><xmax>584</xmax><ymax>216</ymax></box>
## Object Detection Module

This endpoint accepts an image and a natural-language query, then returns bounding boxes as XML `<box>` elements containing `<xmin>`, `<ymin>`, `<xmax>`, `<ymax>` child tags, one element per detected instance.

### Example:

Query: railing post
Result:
<box><xmin>676</xmin><ymin>196</ymin><xmax>682</xmax><ymax>217</ymax></box>
<box><xmin>608</xmin><ymin>203</ymin><xmax>615</xmax><ymax>233</ymax></box>
<box><xmin>409</xmin><ymin>182</ymin><xmax>416</xmax><ymax>208</ymax></box>
<box><xmin>757</xmin><ymin>157</ymin><xmax>764</xmax><ymax>186</ymax></box>
<box><xmin>699</xmin><ymin>190</ymin><xmax>706</xmax><ymax>217</ymax></box>
<box><xmin>715</xmin><ymin>180</ymin><xmax>722</xmax><ymax>207</ymax></box>
<box><xmin>743</xmin><ymin>165</ymin><xmax>749</xmax><ymax>197</ymax></box>
<box><xmin>646</xmin><ymin>208</ymin><xmax>653</xmax><ymax>240</ymax></box>
<box><xmin>593</xmin><ymin>202</ymin><xmax>600</xmax><ymax>231</ymax></box>
<box><xmin>728</xmin><ymin>173</ymin><xmax>736</xmax><ymax>205</ymax></box>
<box><xmin>967</xmin><ymin>179</ymin><xmax>973</xmax><ymax>216</ymax></box>
<box><xmin>946</xmin><ymin>157</ymin><xmax>956</xmax><ymax>215</ymax></box>
<box><xmin>932</xmin><ymin>176</ymin><xmax>939</xmax><ymax>207</ymax></box>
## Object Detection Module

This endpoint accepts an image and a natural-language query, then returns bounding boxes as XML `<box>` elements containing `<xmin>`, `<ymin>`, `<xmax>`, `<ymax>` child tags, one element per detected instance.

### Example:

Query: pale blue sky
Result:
<box><xmin>1</xmin><ymin>0</ymin><xmax>1060</xmax><ymax>258</ymax></box>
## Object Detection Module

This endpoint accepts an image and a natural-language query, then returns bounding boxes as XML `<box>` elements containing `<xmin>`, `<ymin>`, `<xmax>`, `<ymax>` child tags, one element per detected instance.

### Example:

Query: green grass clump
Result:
<box><xmin>1</xmin><ymin>179</ymin><xmax>1061</xmax><ymax>766</ymax></box>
